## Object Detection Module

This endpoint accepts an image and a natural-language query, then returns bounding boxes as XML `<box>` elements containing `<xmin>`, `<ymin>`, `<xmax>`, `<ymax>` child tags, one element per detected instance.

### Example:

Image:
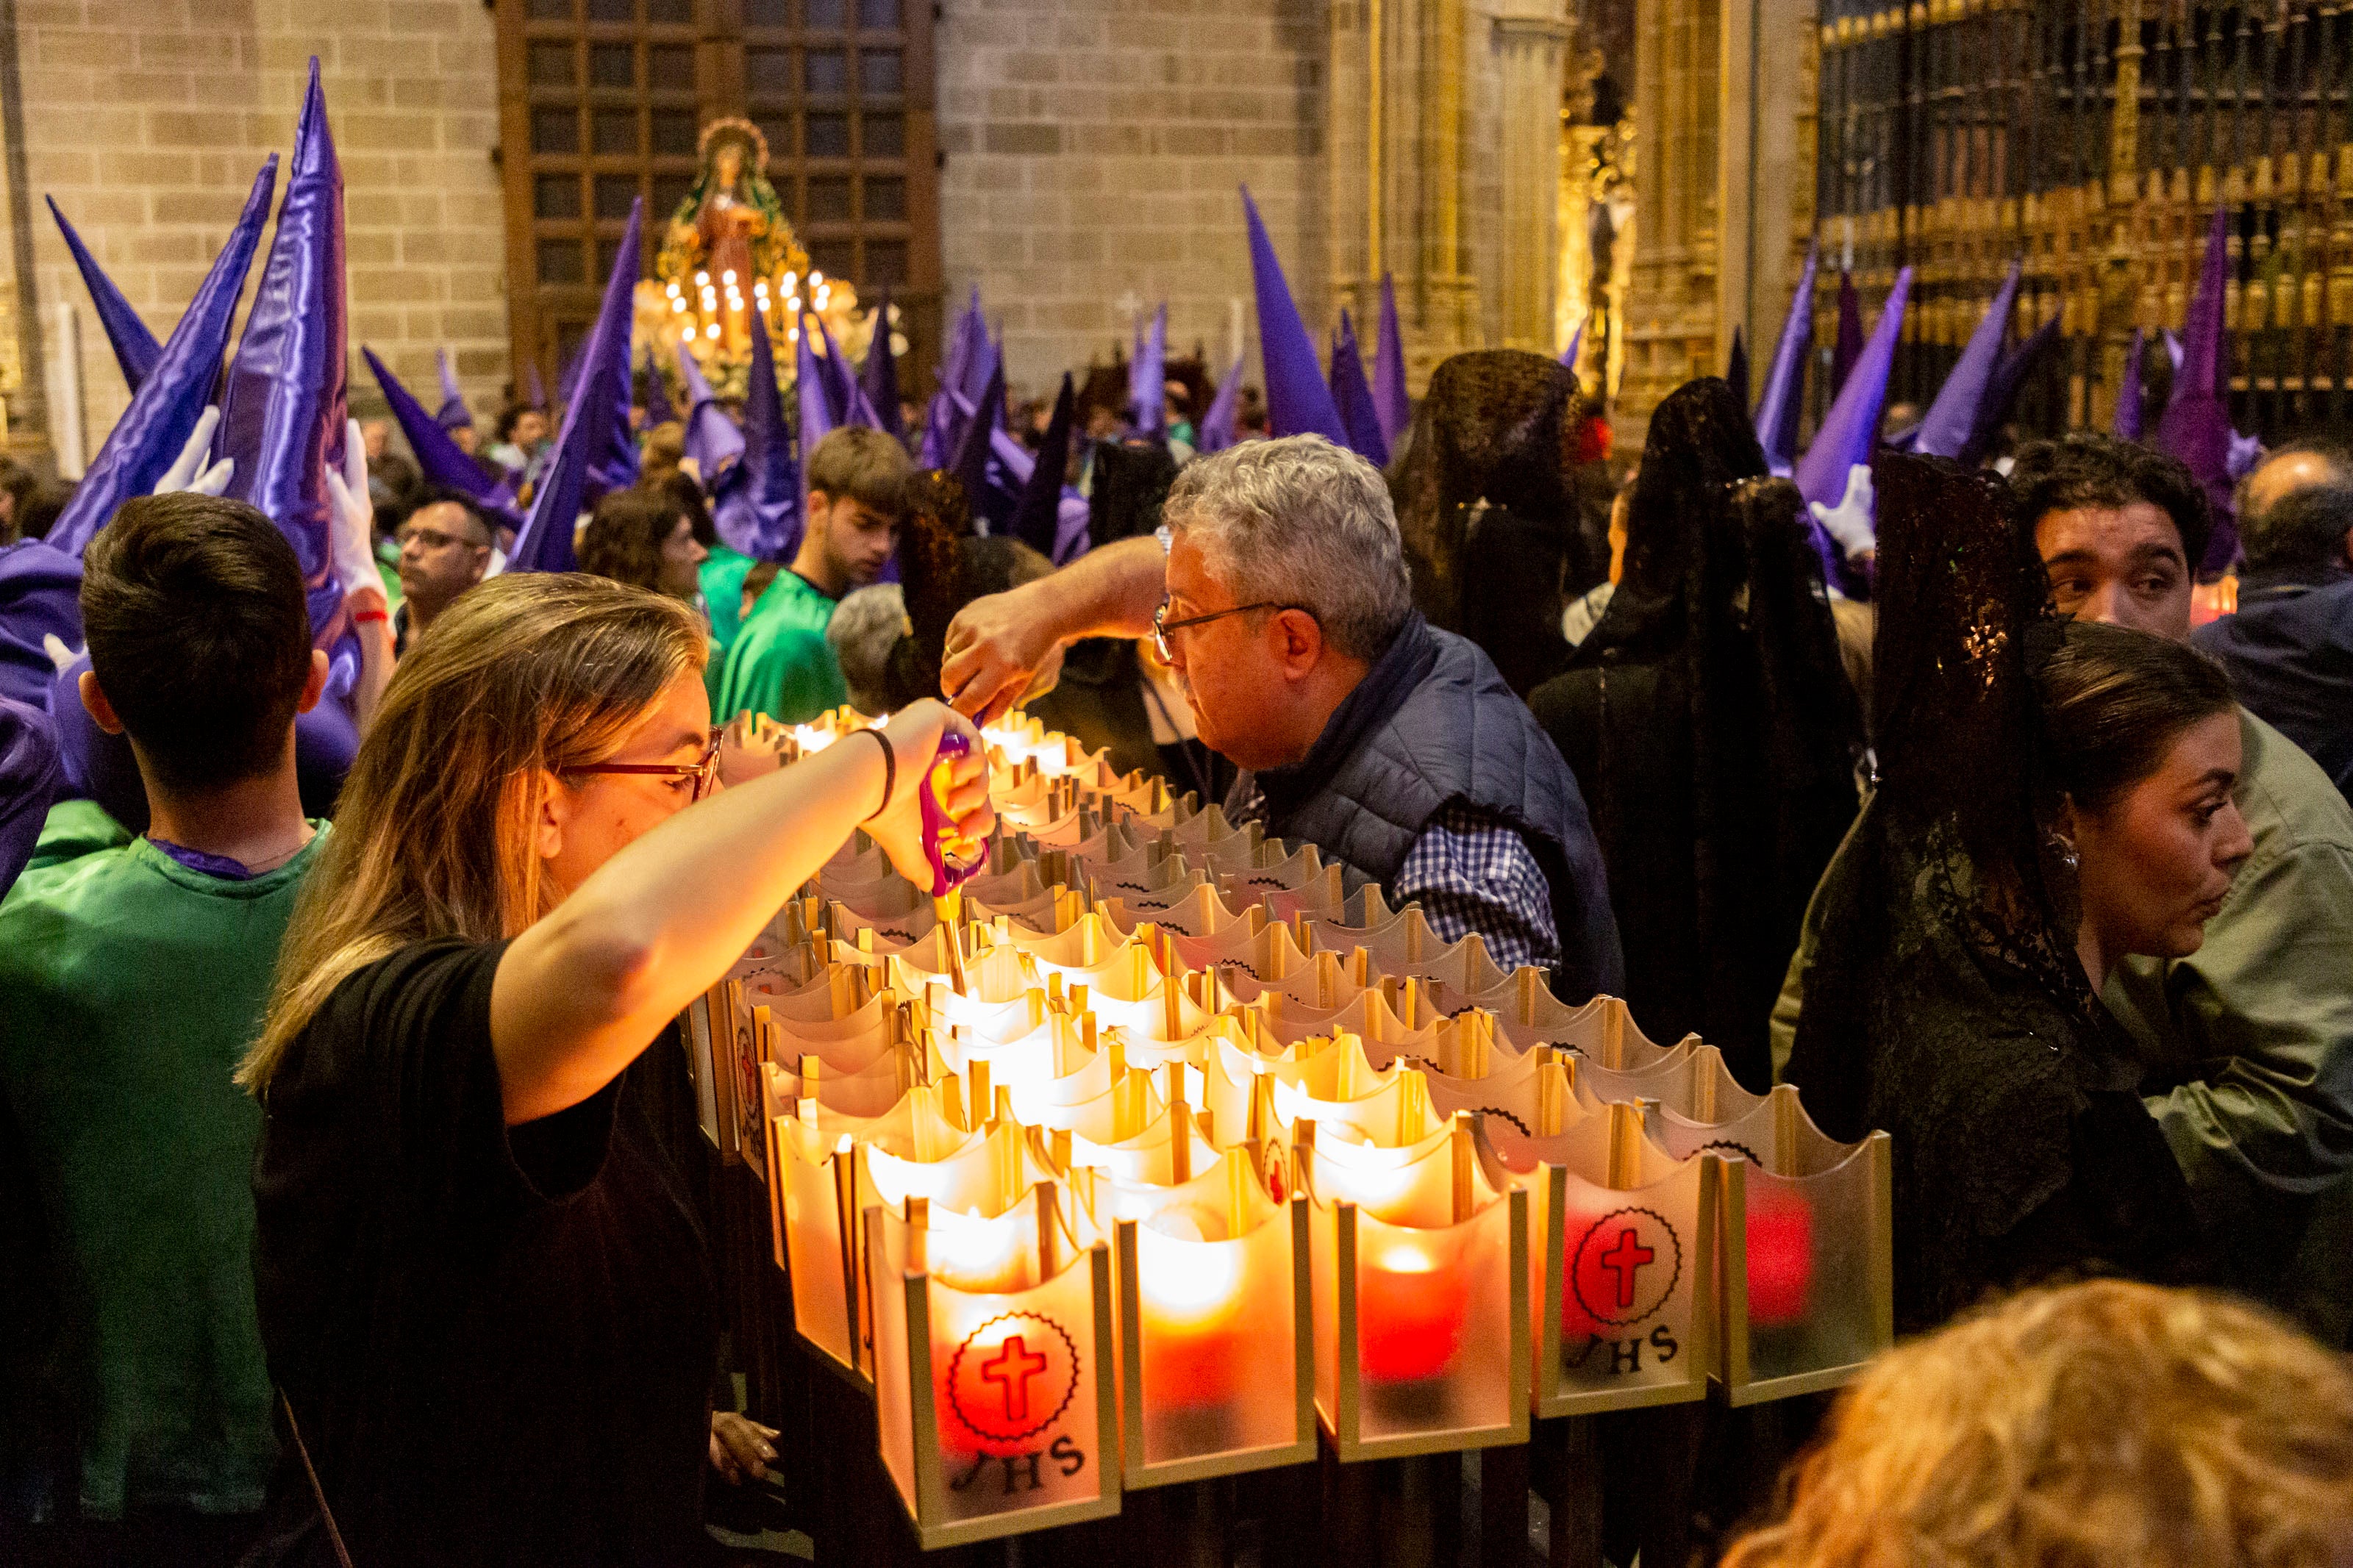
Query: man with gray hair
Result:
<box><xmin>942</xmin><ymin>435</ymin><xmax>1624</xmax><ymax>1000</ymax></box>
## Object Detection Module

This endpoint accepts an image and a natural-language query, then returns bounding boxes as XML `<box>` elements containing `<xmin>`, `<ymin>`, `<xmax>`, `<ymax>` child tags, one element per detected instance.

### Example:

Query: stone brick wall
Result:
<box><xmin>932</xmin><ymin>0</ymin><xmax>1326</xmax><ymax>400</ymax></box>
<box><xmin>7</xmin><ymin>0</ymin><xmax>509</xmax><ymax>465</ymax></box>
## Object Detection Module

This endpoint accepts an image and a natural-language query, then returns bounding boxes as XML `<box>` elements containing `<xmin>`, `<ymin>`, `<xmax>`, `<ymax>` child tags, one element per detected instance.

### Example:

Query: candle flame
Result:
<box><xmin>1375</xmin><ymin>1243</ymin><xmax>1438</xmax><ymax>1275</ymax></box>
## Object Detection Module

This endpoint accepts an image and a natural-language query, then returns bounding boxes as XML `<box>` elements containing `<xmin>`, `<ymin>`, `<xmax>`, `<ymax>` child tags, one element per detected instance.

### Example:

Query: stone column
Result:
<box><xmin>1715</xmin><ymin>0</ymin><xmax>1815</xmax><ymax>379</ymax></box>
<box><xmin>0</xmin><ymin>0</ymin><xmax>51</xmax><ymax>468</ymax></box>
<box><xmin>1492</xmin><ymin>1</ymin><xmax>1572</xmax><ymax>354</ymax></box>
<box><xmin>1618</xmin><ymin>0</ymin><xmax>1722</xmax><ymax>441</ymax></box>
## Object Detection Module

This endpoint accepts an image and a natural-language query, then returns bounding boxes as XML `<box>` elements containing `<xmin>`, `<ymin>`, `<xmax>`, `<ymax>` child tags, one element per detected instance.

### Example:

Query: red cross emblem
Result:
<box><xmin>1596</xmin><ymin>1228</ymin><xmax>1655</xmax><ymax>1309</ymax></box>
<box><xmin>1567</xmin><ymin>1206</ymin><xmax>1682</xmax><ymax>1331</ymax></box>
<box><xmin>981</xmin><ymin>1335</ymin><xmax>1050</xmax><ymax>1422</ymax></box>
<box><xmin>946</xmin><ymin>1311</ymin><xmax>1081</xmax><ymax>1447</ymax></box>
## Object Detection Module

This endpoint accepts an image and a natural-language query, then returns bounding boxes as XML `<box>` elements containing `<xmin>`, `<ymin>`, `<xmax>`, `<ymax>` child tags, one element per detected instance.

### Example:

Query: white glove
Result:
<box><xmin>154</xmin><ymin>406</ymin><xmax>234</xmax><ymax>497</ymax></box>
<box><xmin>43</xmin><ymin>633</ymin><xmax>80</xmax><ymax>674</ymax></box>
<box><xmin>324</xmin><ymin>418</ymin><xmax>383</xmax><ymax>606</ymax></box>
<box><xmin>1808</xmin><ymin>462</ymin><xmax>1877</xmax><ymax>561</ymax></box>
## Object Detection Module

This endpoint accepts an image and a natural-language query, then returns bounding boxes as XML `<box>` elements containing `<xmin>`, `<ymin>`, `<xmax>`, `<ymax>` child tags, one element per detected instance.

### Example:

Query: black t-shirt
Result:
<box><xmin>246</xmin><ymin>940</ymin><xmax>719</xmax><ymax>1567</ymax></box>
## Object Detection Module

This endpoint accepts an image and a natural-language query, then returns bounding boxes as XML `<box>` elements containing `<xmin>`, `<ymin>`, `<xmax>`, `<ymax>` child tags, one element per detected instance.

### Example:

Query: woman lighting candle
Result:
<box><xmin>235</xmin><ymin>575</ymin><xmax>992</xmax><ymax>1566</ymax></box>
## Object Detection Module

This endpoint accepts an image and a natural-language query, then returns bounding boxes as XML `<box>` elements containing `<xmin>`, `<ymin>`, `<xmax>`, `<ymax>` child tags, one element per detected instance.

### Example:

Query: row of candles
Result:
<box><xmin>686</xmin><ymin>710</ymin><xmax>1892</xmax><ymax>1546</ymax></box>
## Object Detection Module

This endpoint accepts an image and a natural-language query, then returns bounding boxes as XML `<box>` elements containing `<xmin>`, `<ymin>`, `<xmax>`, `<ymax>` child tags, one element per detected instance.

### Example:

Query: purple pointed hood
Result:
<box><xmin>940</xmin><ymin>285</ymin><xmax>984</xmax><ymax>396</ymax></box>
<box><xmin>712</xmin><ymin>312</ymin><xmax>798</xmax><ymax>562</ymax></box>
<box><xmin>1195</xmin><ymin>352</ymin><xmax>1246</xmax><ymax>456</ymax></box>
<box><xmin>640</xmin><ymin>351</ymin><xmax>676</xmax><ymax>428</ymax></box>
<box><xmin>219</xmin><ymin>60</ymin><xmax>350</xmax><ymax>655</ymax></box>
<box><xmin>1910</xmin><ymin>259</ymin><xmax>2023</xmax><ymax>460</ymax></box>
<box><xmin>363</xmin><ymin>347</ymin><xmax>521</xmax><ymax>529</ymax></box>
<box><xmin>48</xmin><ymin>198</ymin><xmax>162</xmax><ymax>394</ymax></box>
<box><xmin>862</xmin><ymin>287</ymin><xmax>902</xmax><ymax>437</ymax></box>
<box><xmin>1829</xmin><ymin>271</ymin><xmax>1865</xmax><ymax>398</ymax></box>
<box><xmin>1958</xmin><ymin>311</ymin><xmax>2060</xmax><ymax>468</ymax></box>
<box><xmin>678</xmin><ymin>340</ymin><xmax>746</xmax><ymax>482</ymax></box>
<box><xmin>1327</xmin><ymin>309</ymin><xmax>1389</xmax><ymax>467</ymax></box>
<box><xmin>1560</xmin><ymin>316</ymin><xmax>1586</xmax><ymax>373</ymax></box>
<box><xmin>0</xmin><ymin>540</ymin><xmax>83</xmax><ymax>709</ymax></box>
<box><xmin>816</xmin><ymin>313</ymin><xmax>880</xmax><ymax>429</ymax></box>
<box><xmin>2113</xmin><ymin>328</ymin><xmax>2146</xmax><ymax>441</ymax></box>
<box><xmin>1373</xmin><ymin>273</ymin><xmax>1410</xmax><ymax>445</ymax></box>
<box><xmin>435</xmin><ymin>348</ymin><xmax>472</xmax><ymax>430</ymax></box>
<box><xmin>922</xmin><ymin>293</ymin><xmax>991</xmax><ymax>469</ymax></box>
<box><xmin>525</xmin><ymin>361</ymin><xmax>547</xmax><ymax>412</ymax></box>
<box><xmin>943</xmin><ymin>384</ymin><xmax>1035</xmax><ymax>491</ymax></box>
<box><xmin>0</xmin><ymin>697</ymin><xmax>61</xmax><ymax>901</ymax></box>
<box><xmin>1009</xmin><ymin>373</ymin><xmax>1075</xmax><ymax>556</ymax></box>
<box><xmin>508</xmin><ymin>198</ymin><xmax>640</xmax><ymax>573</ymax></box>
<box><xmin>49</xmin><ymin>157</ymin><xmax>276</xmax><ymax>559</ymax></box>
<box><xmin>796</xmin><ymin>311</ymin><xmax>836</xmax><ymax>478</ymax></box>
<box><xmin>950</xmin><ymin>357</ymin><xmax>1013</xmax><ymax>530</ymax></box>
<box><xmin>1241</xmin><ymin>187</ymin><xmax>1349</xmax><ymax>445</ymax></box>
<box><xmin>1725</xmin><ymin>326</ymin><xmax>1749</xmax><ymax>413</ymax></box>
<box><xmin>1795</xmin><ymin>265</ymin><xmax>1913</xmax><ymax>526</ymax></box>
<box><xmin>2154</xmin><ymin>207</ymin><xmax>2238</xmax><ymax>570</ymax></box>
<box><xmin>1755</xmin><ymin>241</ymin><xmax>1818</xmax><ymax>473</ymax></box>
<box><xmin>1131</xmin><ymin>304</ymin><xmax>1167</xmax><ymax>434</ymax></box>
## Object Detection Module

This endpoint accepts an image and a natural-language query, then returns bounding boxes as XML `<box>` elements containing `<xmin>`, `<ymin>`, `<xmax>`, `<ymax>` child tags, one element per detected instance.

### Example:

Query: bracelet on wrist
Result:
<box><xmin>854</xmin><ymin>726</ymin><xmax>896</xmax><ymax>821</ymax></box>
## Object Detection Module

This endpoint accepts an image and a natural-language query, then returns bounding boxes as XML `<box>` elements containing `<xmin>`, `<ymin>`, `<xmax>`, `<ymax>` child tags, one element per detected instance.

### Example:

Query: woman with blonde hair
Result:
<box><xmin>236</xmin><ymin>572</ymin><xmax>990</xmax><ymax>1567</ymax></box>
<box><xmin>1721</xmin><ymin>1280</ymin><xmax>2353</xmax><ymax>1568</ymax></box>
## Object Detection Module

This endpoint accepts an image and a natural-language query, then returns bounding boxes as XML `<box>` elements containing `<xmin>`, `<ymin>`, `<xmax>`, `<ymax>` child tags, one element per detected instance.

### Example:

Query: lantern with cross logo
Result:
<box><xmin>863</xmin><ymin>1184</ymin><xmax>1122</xmax><ymax>1547</ymax></box>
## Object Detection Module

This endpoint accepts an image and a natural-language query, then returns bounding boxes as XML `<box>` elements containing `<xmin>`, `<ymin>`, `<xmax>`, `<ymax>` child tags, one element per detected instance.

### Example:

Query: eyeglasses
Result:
<box><xmin>394</xmin><ymin>523</ymin><xmax>490</xmax><ymax>552</ymax></box>
<box><xmin>566</xmin><ymin>728</ymin><xmax>724</xmax><ymax>802</ymax></box>
<box><xmin>1151</xmin><ymin>598</ymin><xmax>1313</xmax><ymax>662</ymax></box>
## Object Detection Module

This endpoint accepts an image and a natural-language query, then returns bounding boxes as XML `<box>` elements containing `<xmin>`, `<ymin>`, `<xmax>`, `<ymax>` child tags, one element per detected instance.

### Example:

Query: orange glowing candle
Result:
<box><xmin>1357</xmin><ymin>1240</ymin><xmax>1469</xmax><ymax>1383</ymax></box>
<box><xmin>1136</xmin><ymin>1230</ymin><xmax>1246</xmax><ymax>1411</ymax></box>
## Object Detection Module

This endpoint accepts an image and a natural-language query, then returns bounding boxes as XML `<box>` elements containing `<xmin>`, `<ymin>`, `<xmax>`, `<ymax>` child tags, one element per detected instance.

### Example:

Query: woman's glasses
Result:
<box><xmin>567</xmin><ymin>728</ymin><xmax>724</xmax><ymax>801</ymax></box>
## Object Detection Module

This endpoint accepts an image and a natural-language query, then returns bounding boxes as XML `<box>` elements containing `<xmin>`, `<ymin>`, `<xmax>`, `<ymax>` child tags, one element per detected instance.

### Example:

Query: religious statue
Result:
<box><xmin>650</xmin><ymin>117</ymin><xmax>871</xmax><ymax>407</ymax></box>
<box><xmin>654</xmin><ymin>119</ymin><xmax>805</xmax><ymax>393</ymax></box>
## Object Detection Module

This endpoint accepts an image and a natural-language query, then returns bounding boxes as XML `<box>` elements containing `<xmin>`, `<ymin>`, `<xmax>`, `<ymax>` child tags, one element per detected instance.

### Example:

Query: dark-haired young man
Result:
<box><xmin>2195</xmin><ymin>446</ymin><xmax>2353</xmax><ymax>805</ymax></box>
<box><xmin>390</xmin><ymin>487</ymin><xmax>495</xmax><ymax>655</ymax></box>
<box><xmin>713</xmin><ymin>426</ymin><xmax>909</xmax><ymax>723</ymax></box>
<box><xmin>0</xmin><ymin>494</ymin><xmax>333</xmax><ymax>1564</ymax></box>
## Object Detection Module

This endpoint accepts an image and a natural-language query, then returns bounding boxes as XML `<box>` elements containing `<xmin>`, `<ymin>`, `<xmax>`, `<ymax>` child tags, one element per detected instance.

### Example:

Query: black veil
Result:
<box><xmin>1529</xmin><ymin>377</ymin><xmax>1863</xmax><ymax>1089</ymax></box>
<box><xmin>1390</xmin><ymin>350</ymin><xmax>1592</xmax><ymax>695</ymax></box>
<box><xmin>1783</xmin><ymin>451</ymin><xmax>2195</xmax><ymax>1329</ymax></box>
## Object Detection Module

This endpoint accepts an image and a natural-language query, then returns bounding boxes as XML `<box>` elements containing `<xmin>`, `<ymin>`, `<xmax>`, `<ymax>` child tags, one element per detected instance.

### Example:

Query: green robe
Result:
<box><xmin>711</xmin><ymin>568</ymin><xmax>848</xmax><ymax>724</ymax></box>
<box><xmin>0</xmin><ymin>806</ymin><xmax>329</xmax><ymax>1518</ymax></box>
<box><xmin>700</xmin><ymin>543</ymin><xmax>757</xmax><ymax>654</ymax></box>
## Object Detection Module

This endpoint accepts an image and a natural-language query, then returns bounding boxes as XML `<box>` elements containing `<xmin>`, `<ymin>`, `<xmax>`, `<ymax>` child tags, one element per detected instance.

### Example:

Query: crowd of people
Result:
<box><xmin>3</xmin><ymin>311</ymin><xmax>2352</xmax><ymax>1566</ymax></box>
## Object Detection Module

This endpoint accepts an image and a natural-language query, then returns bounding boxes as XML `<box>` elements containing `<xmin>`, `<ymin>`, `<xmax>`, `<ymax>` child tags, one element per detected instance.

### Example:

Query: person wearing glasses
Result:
<box><xmin>389</xmin><ymin>487</ymin><xmax>496</xmax><ymax>655</ymax></box>
<box><xmin>233</xmin><ymin>571</ymin><xmax>992</xmax><ymax>1564</ymax></box>
<box><xmin>942</xmin><ymin>434</ymin><xmax>1624</xmax><ymax>1002</ymax></box>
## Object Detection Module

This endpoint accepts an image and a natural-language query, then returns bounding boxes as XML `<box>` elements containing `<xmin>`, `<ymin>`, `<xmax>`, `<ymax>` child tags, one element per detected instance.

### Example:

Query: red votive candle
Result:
<box><xmin>1745</xmin><ymin>1189</ymin><xmax>1813</xmax><ymax>1327</ymax></box>
<box><xmin>1358</xmin><ymin>1240</ymin><xmax>1470</xmax><ymax>1383</ymax></box>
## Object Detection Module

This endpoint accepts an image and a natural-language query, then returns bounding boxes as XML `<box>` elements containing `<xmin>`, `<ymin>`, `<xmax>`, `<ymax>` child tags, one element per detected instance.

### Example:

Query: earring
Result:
<box><xmin>2047</xmin><ymin>831</ymin><xmax>2079</xmax><ymax>872</ymax></box>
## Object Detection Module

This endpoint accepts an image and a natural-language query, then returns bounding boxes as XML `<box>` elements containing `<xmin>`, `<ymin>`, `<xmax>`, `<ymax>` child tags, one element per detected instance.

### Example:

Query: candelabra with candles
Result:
<box><xmin>682</xmin><ymin>707</ymin><xmax>1893</xmax><ymax>1554</ymax></box>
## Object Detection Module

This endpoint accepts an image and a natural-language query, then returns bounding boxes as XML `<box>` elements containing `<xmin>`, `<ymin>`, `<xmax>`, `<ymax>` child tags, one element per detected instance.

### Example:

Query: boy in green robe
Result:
<box><xmin>1</xmin><ymin>495</ymin><xmax>336</xmax><ymax>1556</ymax></box>
<box><xmin>713</xmin><ymin>427</ymin><xmax>910</xmax><ymax>724</ymax></box>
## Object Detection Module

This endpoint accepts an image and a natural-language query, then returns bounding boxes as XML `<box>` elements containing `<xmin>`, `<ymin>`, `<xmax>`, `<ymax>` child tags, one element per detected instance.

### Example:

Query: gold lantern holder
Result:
<box><xmin>1112</xmin><ymin>1147</ymin><xmax>1318</xmax><ymax>1489</ymax></box>
<box><xmin>1527</xmin><ymin>1103</ymin><xmax>1719</xmax><ymax>1418</ymax></box>
<box><xmin>1302</xmin><ymin>1117</ymin><xmax>1532</xmax><ymax>1461</ymax></box>
<box><xmin>864</xmin><ymin>1190</ymin><xmax>1124</xmax><ymax>1548</ymax></box>
<box><xmin>1707</xmin><ymin>1086</ymin><xmax>1894</xmax><ymax>1407</ymax></box>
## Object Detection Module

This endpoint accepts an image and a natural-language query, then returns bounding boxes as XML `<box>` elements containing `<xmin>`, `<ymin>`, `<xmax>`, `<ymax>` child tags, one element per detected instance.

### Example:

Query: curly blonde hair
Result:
<box><xmin>1722</xmin><ymin>1281</ymin><xmax>2353</xmax><ymax>1568</ymax></box>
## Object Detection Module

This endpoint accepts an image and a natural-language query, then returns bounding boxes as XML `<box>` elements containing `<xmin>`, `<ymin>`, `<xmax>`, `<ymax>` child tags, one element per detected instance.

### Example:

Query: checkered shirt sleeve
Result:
<box><xmin>1393</xmin><ymin>803</ymin><xmax>1563</xmax><ymax>975</ymax></box>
